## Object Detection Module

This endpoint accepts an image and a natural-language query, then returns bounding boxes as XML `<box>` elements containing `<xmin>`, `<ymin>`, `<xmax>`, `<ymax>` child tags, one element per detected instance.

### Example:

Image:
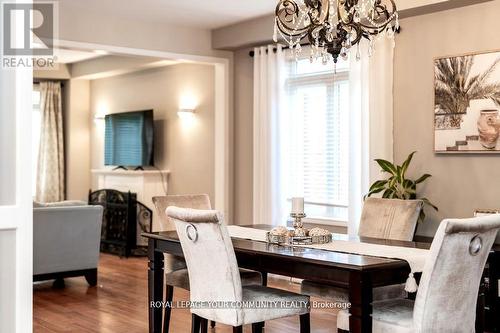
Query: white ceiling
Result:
<box><xmin>57</xmin><ymin>0</ymin><xmax>276</xmax><ymax>30</ymax></box>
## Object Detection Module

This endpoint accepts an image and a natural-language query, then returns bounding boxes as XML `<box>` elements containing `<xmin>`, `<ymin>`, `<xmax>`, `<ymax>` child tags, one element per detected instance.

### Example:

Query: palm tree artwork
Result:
<box><xmin>434</xmin><ymin>54</ymin><xmax>500</xmax><ymax>130</ymax></box>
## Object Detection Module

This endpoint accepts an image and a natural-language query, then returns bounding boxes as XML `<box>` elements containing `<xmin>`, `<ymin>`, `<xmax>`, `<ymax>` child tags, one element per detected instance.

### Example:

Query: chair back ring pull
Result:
<box><xmin>186</xmin><ymin>223</ymin><xmax>198</xmax><ymax>243</ymax></box>
<box><xmin>469</xmin><ymin>235</ymin><xmax>482</xmax><ymax>256</ymax></box>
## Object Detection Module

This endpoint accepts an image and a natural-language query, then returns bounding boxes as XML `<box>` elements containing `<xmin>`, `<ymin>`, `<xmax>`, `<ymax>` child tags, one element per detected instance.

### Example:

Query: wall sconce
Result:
<box><xmin>94</xmin><ymin>114</ymin><xmax>105</xmax><ymax>120</ymax></box>
<box><xmin>177</xmin><ymin>108</ymin><xmax>196</xmax><ymax>119</ymax></box>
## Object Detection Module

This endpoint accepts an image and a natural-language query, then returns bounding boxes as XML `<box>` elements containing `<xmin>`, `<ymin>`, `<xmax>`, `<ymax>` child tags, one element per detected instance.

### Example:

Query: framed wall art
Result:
<box><xmin>434</xmin><ymin>50</ymin><xmax>500</xmax><ymax>153</ymax></box>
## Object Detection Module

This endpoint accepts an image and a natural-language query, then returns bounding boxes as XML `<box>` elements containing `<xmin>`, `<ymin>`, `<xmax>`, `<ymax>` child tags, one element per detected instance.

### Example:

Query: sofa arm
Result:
<box><xmin>33</xmin><ymin>205</ymin><xmax>103</xmax><ymax>276</ymax></box>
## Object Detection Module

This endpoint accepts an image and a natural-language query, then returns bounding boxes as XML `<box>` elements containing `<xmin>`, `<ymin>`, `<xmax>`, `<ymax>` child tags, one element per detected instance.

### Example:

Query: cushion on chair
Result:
<box><xmin>372</xmin><ymin>299</ymin><xmax>414</xmax><ymax>329</ymax></box>
<box><xmin>337</xmin><ymin>299</ymin><xmax>415</xmax><ymax>333</ymax></box>
<box><xmin>164</xmin><ymin>254</ymin><xmax>188</xmax><ymax>273</ymax></box>
<box><xmin>300</xmin><ymin>280</ymin><xmax>349</xmax><ymax>302</ymax></box>
<box><xmin>165</xmin><ymin>269</ymin><xmax>190</xmax><ymax>290</ymax></box>
<box><xmin>166</xmin><ymin>268</ymin><xmax>262</xmax><ymax>290</ymax></box>
<box><xmin>239</xmin><ymin>268</ymin><xmax>263</xmax><ymax>286</ymax></box>
<box><xmin>239</xmin><ymin>285</ymin><xmax>310</xmax><ymax>324</ymax></box>
<box><xmin>301</xmin><ymin>280</ymin><xmax>407</xmax><ymax>302</ymax></box>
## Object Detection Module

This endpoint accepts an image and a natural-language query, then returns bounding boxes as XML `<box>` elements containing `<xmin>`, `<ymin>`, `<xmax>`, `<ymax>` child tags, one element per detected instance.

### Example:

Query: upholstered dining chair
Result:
<box><xmin>167</xmin><ymin>206</ymin><xmax>311</xmax><ymax>333</ymax></box>
<box><xmin>358</xmin><ymin>198</ymin><xmax>424</xmax><ymax>241</ymax></box>
<box><xmin>300</xmin><ymin>198</ymin><xmax>424</xmax><ymax>332</ymax></box>
<box><xmin>367</xmin><ymin>215</ymin><xmax>500</xmax><ymax>332</ymax></box>
<box><xmin>152</xmin><ymin>195</ymin><xmax>262</xmax><ymax>333</ymax></box>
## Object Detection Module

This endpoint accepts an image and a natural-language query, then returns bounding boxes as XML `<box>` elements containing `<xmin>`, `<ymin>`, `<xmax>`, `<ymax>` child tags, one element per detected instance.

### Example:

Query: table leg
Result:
<box><xmin>261</xmin><ymin>271</ymin><xmax>268</xmax><ymax>286</ymax></box>
<box><xmin>148</xmin><ymin>238</ymin><xmax>164</xmax><ymax>333</ymax></box>
<box><xmin>348</xmin><ymin>272</ymin><xmax>373</xmax><ymax>333</ymax></box>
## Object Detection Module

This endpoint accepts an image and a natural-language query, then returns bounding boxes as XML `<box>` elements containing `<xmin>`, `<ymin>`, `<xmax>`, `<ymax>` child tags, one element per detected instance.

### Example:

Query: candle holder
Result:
<box><xmin>290</xmin><ymin>212</ymin><xmax>306</xmax><ymax>230</ymax></box>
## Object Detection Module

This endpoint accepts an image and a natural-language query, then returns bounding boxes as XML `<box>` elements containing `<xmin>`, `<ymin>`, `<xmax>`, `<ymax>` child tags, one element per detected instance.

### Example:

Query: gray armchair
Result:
<box><xmin>33</xmin><ymin>203</ymin><xmax>103</xmax><ymax>286</ymax></box>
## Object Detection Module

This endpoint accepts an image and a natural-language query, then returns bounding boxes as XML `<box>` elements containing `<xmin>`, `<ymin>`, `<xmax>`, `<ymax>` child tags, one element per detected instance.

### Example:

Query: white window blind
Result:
<box><xmin>283</xmin><ymin>56</ymin><xmax>350</xmax><ymax>223</ymax></box>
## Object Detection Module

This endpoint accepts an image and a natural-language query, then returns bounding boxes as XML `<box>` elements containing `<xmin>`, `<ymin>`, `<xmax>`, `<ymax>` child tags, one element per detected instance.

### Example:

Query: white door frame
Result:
<box><xmin>0</xmin><ymin>38</ymin><xmax>33</xmax><ymax>333</ymax></box>
<box><xmin>58</xmin><ymin>40</ymin><xmax>233</xmax><ymax>220</ymax></box>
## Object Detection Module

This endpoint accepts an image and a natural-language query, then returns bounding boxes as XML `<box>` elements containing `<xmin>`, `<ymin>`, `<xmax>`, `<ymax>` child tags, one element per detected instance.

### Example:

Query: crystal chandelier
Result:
<box><xmin>274</xmin><ymin>0</ymin><xmax>399</xmax><ymax>64</ymax></box>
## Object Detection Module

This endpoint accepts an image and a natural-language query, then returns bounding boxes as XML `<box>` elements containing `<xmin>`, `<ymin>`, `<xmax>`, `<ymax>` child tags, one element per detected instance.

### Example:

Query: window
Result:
<box><xmin>32</xmin><ymin>86</ymin><xmax>41</xmax><ymax>197</ymax></box>
<box><xmin>282</xmin><ymin>56</ymin><xmax>350</xmax><ymax>223</ymax></box>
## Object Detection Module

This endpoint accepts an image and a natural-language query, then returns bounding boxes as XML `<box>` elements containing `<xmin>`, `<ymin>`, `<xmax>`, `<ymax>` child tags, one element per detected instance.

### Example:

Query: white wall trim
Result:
<box><xmin>58</xmin><ymin>39</ymin><xmax>232</xmax><ymax>219</ymax></box>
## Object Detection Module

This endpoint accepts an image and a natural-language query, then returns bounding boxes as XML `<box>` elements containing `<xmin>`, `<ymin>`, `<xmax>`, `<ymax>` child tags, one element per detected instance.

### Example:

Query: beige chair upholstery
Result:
<box><xmin>165</xmin><ymin>267</ymin><xmax>262</xmax><ymax>290</ymax></box>
<box><xmin>301</xmin><ymin>198</ymin><xmax>423</xmax><ymax>331</ymax></box>
<box><xmin>358</xmin><ymin>198</ymin><xmax>423</xmax><ymax>241</ymax></box>
<box><xmin>367</xmin><ymin>215</ymin><xmax>500</xmax><ymax>332</ymax></box>
<box><xmin>153</xmin><ymin>194</ymin><xmax>211</xmax><ymax>232</ymax></box>
<box><xmin>168</xmin><ymin>206</ymin><xmax>310</xmax><ymax>330</ymax></box>
<box><xmin>152</xmin><ymin>194</ymin><xmax>262</xmax><ymax>283</ymax></box>
<box><xmin>153</xmin><ymin>194</ymin><xmax>212</xmax><ymax>274</ymax></box>
<box><xmin>152</xmin><ymin>195</ymin><xmax>262</xmax><ymax>332</ymax></box>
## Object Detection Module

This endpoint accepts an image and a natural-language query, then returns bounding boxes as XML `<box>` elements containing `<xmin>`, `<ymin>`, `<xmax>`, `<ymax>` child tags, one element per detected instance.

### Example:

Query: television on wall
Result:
<box><xmin>104</xmin><ymin>110</ymin><xmax>154</xmax><ymax>169</ymax></box>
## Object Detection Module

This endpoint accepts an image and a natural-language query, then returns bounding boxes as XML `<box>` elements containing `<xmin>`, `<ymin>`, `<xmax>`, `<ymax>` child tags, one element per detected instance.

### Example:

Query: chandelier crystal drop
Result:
<box><xmin>274</xmin><ymin>0</ymin><xmax>399</xmax><ymax>63</ymax></box>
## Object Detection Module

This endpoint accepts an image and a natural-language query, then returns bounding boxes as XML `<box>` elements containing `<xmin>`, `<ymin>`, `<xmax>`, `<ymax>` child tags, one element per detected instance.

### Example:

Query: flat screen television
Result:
<box><xmin>104</xmin><ymin>110</ymin><xmax>154</xmax><ymax>168</ymax></box>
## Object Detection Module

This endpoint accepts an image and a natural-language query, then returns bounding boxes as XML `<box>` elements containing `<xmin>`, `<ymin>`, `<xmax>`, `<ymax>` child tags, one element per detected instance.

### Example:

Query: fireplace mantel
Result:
<box><xmin>91</xmin><ymin>169</ymin><xmax>170</xmax><ymax>231</ymax></box>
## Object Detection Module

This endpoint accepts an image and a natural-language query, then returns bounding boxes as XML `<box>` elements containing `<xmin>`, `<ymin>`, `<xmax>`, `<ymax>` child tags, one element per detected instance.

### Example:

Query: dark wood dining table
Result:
<box><xmin>143</xmin><ymin>225</ymin><xmax>500</xmax><ymax>333</ymax></box>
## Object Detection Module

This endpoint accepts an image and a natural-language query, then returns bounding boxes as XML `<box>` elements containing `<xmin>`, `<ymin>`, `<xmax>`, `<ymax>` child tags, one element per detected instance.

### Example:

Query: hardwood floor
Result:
<box><xmin>34</xmin><ymin>254</ymin><xmax>338</xmax><ymax>333</ymax></box>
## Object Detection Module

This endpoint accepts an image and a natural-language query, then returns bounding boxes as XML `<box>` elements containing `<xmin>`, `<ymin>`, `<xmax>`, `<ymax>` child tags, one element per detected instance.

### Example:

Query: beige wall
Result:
<box><xmin>394</xmin><ymin>0</ymin><xmax>500</xmax><ymax>238</ymax></box>
<box><xmin>89</xmin><ymin>63</ymin><xmax>216</xmax><ymax>201</ymax></box>
<box><xmin>64</xmin><ymin>79</ymin><xmax>91</xmax><ymax>201</ymax></box>
<box><xmin>233</xmin><ymin>48</ymin><xmax>254</xmax><ymax>225</ymax></box>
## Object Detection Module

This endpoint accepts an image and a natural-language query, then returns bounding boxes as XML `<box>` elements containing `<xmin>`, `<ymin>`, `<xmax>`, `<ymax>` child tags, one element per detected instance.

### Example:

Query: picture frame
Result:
<box><xmin>434</xmin><ymin>49</ymin><xmax>500</xmax><ymax>153</ymax></box>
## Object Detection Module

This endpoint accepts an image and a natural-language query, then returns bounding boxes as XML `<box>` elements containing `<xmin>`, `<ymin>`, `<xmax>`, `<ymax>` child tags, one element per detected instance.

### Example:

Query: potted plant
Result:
<box><xmin>366</xmin><ymin>151</ymin><xmax>438</xmax><ymax>222</ymax></box>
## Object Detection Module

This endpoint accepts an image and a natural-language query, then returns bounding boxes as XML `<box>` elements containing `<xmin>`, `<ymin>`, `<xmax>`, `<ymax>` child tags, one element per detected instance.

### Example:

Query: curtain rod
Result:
<box><xmin>248</xmin><ymin>43</ymin><xmax>304</xmax><ymax>58</ymax></box>
<box><xmin>33</xmin><ymin>79</ymin><xmax>65</xmax><ymax>87</ymax></box>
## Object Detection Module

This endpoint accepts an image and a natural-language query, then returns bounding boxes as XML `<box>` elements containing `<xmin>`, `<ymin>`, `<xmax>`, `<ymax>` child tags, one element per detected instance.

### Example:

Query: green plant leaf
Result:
<box><xmin>369</xmin><ymin>180</ymin><xmax>388</xmax><ymax>191</ymax></box>
<box><xmin>415</xmin><ymin>174</ymin><xmax>432</xmax><ymax>184</ymax></box>
<box><xmin>403</xmin><ymin>179</ymin><xmax>416</xmax><ymax>193</ymax></box>
<box><xmin>401</xmin><ymin>151</ymin><xmax>416</xmax><ymax>177</ymax></box>
<box><xmin>375</xmin><ymin>159</ymin><xmax>397</xmax><ymax>175</ymax></box>
<box><xmin>419</xmin><ymin>209</ymin><xmax>426</xmax><ymax>223</ymax></box>
<box><xmin>366</xmin><ymin>187</ymin><xmax>385</xmax><ymax>198</ymax></box>
<box><xmin>388</xmin><ymin>176</ymin><xmax>397</xmax><ymax>189</ymax></box>
<box><xmin>370</xmin><ymin>151</ymin><xmax>438</xmax><ymax>223</ymax></box>
<box><xmin>396</xmin><ymin>165</ymin><xmax>404</xmax><ymax>184</ymax></box>
<box><xmin>382</xmin><ymin>188</ymin><xmax>394</xmax><ymax>198</ymax></box>
<box><xmin>421</xmin><ymin>197</ymin><xmax>439</xmax><ymax>211</ymax></box>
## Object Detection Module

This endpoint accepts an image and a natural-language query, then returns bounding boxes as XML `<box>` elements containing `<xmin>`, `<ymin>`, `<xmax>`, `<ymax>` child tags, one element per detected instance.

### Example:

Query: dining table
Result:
<box><xmin>143</xmin><ymin>224</ymin><xmax>500</xmax><ymax>333</ymax></box>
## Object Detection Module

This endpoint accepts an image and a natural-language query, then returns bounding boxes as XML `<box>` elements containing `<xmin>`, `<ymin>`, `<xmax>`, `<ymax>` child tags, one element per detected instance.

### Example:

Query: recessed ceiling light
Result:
<box><xmin>94</xmin><ymin>50</ymin><xmax>109</xmax><ymax>55</ymax></box>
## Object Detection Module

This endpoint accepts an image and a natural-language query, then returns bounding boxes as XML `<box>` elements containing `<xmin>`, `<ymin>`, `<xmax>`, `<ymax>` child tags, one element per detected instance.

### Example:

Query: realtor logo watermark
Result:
<box><xmin>1</xmin><ymin>1</ymin><xmax>58</xmax><ymax>69</ymax></box>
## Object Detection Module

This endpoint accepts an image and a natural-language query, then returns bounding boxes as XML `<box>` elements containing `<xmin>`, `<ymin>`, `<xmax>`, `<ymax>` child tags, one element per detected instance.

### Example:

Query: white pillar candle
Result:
<box><xmin>291</xmin><ymin>197</ymin><xmax>304</xmax><ymax>214</ymax></box>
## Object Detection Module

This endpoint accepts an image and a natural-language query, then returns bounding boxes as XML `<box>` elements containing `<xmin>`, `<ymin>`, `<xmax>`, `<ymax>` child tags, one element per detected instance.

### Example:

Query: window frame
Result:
<box><xmin>284</xmin><ymin>56</ymin><xmax>350</xmax><ymax>226</ymax></box>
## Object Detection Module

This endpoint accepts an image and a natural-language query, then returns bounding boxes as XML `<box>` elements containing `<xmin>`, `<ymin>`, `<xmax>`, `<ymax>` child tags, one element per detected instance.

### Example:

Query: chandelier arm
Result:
<box><xmin>276</xmin><ymin>21</ymin><xmax>310</xmax><ymax>39</ymax></box>
<box><xmin>274</xmin><ymin>0</ymin><xmax>399</xmax><ymax>61</ymax></box>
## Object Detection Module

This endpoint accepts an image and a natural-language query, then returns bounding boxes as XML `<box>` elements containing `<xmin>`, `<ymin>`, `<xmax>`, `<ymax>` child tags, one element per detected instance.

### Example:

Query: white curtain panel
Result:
<box><xmin>36</xmin><ymin>81</ymin><xmax>65</xmax><ymax>203</ymax></box>
<box><xmin>348</xmin><ymin>38</ymin><xmax>395</xmax><ymax>236</ymax></box>
<box><xmin>253</xmin><ymin>45</ymin><xmax>287</xmax><ymax>226</ymax></box>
